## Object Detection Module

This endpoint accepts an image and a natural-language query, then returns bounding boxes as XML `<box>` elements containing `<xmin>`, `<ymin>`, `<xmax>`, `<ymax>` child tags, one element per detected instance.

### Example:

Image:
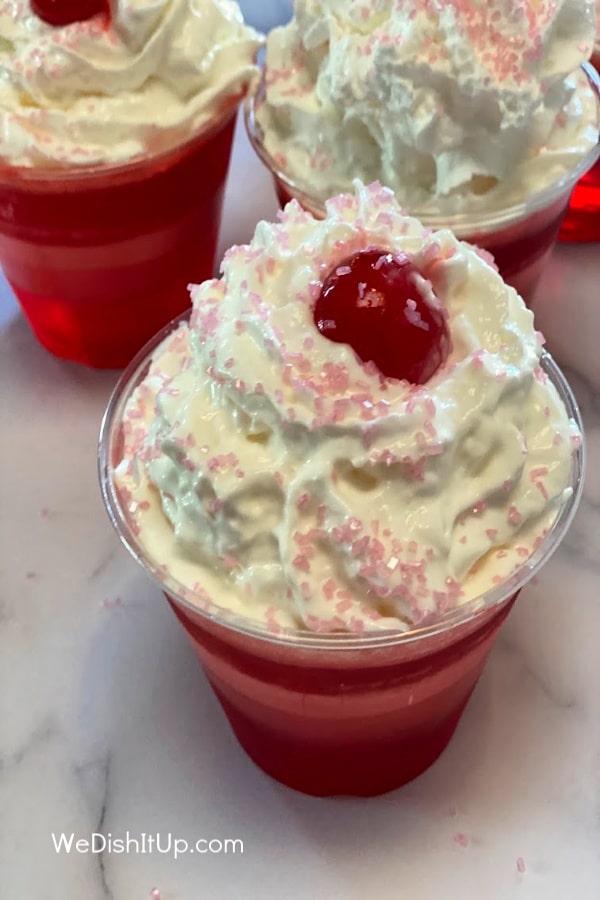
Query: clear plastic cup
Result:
<box><xmin>0</xmin><ymin>98</ymin><xmax>240</xmax><ymax>369</ymax></box>
<box><xmin>245</xmin><ymin>64</ymin><xmax>600</xmax><ymax>306</ymax></box>
<box><xmin>559</xmin><ymin>53</ymin><xmax>600</xmax><ymax>242</ymax></box>
<box><xmin>98</xmin><ymin>312</ymin><xmax>584</xmax><ymax>797</ymax></box>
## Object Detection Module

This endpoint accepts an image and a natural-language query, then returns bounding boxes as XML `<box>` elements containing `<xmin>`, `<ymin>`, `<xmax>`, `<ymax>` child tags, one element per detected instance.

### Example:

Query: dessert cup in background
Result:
<box><xmin>98</xmin><ymin>313</ymin><xmax>584</xmax><ymax>797</ymax></box>
<box><xmin>0</xmin><ymin>0</ymin><xmax>262</xmax><ymax>368</ymax></box>
<box><xmin>245</xmin><ymin>64</ymin><xmax>600</xmax><ymax>306</ymax></box>
<box><xmin>0</xmin><ymin>103</ymin><xmax>237</xmax><ymax>369</ymax></box>
<box><xmin>560</xmin><ymin>48</ymin><xmax>600</xmax><ymax>242</ymax></box>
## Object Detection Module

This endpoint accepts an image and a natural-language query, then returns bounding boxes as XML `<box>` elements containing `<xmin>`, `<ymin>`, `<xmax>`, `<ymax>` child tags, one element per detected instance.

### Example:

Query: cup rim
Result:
<box><xmin>0</xmin><ymin>92</ymin><xmax>242</xmax><ymax>187</ymax></box>
<box><xmin>98</xmin><ymin>310</ymin><xmax>585</xmax><ymax>651</ymax></box>
<box><xmin>244</xmin><ymin>63</ymin><xmax>600</xmax><ymax>237</ymax></box>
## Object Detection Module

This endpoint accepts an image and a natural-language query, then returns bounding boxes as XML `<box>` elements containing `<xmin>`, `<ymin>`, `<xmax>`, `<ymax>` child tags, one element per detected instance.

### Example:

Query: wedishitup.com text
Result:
<box><xmin>52</xmin><ymin>831</ymin><xmax>244</xmax><ymax>860</ymax></box>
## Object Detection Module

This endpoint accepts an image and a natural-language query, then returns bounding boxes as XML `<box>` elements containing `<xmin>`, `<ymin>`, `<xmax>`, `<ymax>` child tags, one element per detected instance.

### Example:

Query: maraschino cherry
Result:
<box><xmin>31</xmin><ymin>0</ymin><xmax>110</xmax><ymax>27</ymax></box>
<box><xmin>313</xmin><ymin>249</ymin><xmax>451</xmax><ymax>383</ymax></box>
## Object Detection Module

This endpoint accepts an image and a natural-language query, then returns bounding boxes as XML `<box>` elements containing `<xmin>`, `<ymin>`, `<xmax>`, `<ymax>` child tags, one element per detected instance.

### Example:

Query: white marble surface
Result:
<box><xmin>2</xmin><ymin>110</ymin><xmax>600</xmax><ymax>900</ymax></box>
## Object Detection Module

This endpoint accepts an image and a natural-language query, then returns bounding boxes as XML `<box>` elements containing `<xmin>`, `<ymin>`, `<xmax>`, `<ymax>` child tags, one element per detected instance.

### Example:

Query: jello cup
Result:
<box><xmin>560</xmin><ymin>52</ymin><xmax>600</xmax><ymax>242</ymax></box>
<box><xmin>98</xmin><ymin>312</ymin><xmax>584</xmax><ymax>797</ymax></box>
<box><xmin>245</xmin><ymin>64</ymin><xmax>600</xmax><ymax>306</ymax></box>
<box><xmin>0</xmin><ymin>98</ymin><xmax>239</xmax><ymax>369</ymax></box>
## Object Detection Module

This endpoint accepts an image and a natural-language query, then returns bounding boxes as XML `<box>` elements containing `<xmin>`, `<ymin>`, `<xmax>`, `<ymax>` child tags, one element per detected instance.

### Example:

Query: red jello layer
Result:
<box><xmin>0</xmin><ymin>111</ymin><xmax>237</xmax><ymax>368</ymax></box>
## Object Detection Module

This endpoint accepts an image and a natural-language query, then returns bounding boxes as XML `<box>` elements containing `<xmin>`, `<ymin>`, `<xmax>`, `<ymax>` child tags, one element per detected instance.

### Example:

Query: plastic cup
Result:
<box><xmin>0</xmin><ymin>99</ymin><xmax>240</xmax><ymax>369</ymax></box>
<box><xmin>559</xmin><ymin>52</ymin><xmax>600</xmax><ymax>242</ymax></box>
<box><xmin>245</xmin><ymin>64</ymin><xmax>600</xmax><ymax>306</ymax></box>
<box><xmin>98</xmin><ymin>313</ymin><xmax>584</xmax><ymax>797</ymax></box>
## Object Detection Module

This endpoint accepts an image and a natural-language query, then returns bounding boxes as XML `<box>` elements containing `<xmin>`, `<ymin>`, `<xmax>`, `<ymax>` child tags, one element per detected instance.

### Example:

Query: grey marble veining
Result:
<box><xmin>2</xmin><ymin>113</ymin><xmax>600</xmax><ymax>900</ymax></box>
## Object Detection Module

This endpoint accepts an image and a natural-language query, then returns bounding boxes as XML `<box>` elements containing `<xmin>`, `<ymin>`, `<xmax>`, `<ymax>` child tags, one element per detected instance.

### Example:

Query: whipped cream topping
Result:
<box><xmin>0</xmin><ymin>0</ymin><xmax>262</xmax><ymax>167</ymax></box>
<box><xmin>255</xmin><ymin>0</ymin><xmax>599</xmax><ymax>214</ymax></box>
<box><xmin>114</xmin><ymin>182</ymin><xmax>580</xmax><ymax>634</ymax></box>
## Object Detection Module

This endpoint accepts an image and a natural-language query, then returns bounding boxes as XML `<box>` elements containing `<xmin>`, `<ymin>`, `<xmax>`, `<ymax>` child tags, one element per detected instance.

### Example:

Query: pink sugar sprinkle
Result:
<box><xmin>293</xmin><ymin>554</ymin><xmax>311</xmax><ymax>573</ymax></box>
<box><xmin>336</xmin><ymin>599</ymin><xmax>352</xmax><ymax>614</ymax></box>
<box><xmin>151</xmin><ymin>890</ymin><xmax>161</xmax><ymax>900</ymax></box>
<box><xmin>424</xmin><ymin>397</ymin><xmax>436</xmax><ymax>417</ymax></box>
<box><xmin>508</xmin><ymin>505</ymin><xmax>522</xmax><ymax>526</ymax></box>
<box><xmin>486</xmin><ymin>528</ymin><xmax>498</xmax><ymax>540</ymax></box>
<box><xmin>323</xmin><ymin>579</ymin><xmax>336</xmax><ymax>600</ymax></box>
<box><xmin>351</xmin><ymin>537</ymin><xmax>370</xmax><ymax>558</ymax></box>
<box><xmin>530</xmin><ymin>466</ymin><xmax>549</xmax><ymax>480</ymax></box>
<box><xmin>102</xmin><ymin>597</ymin><xmax>124</xmax><ymax>610</ymax></box>
<box><xmin>453</xmin><ymin>832</ymin><xmax>469</xmax><ymax>848</ymax></box>
<box><xmin>472</xmin><ymin>349</ymin><xmax>485</xmax><ymax>369</ymax></box>
<box><xmin>516</xmin><ymin>857</ymin><xmax>527</xmax><ymax>874</ymax></box>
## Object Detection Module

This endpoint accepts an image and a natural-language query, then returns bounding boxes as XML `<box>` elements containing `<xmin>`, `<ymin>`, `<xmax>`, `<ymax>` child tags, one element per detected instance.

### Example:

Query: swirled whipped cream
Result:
<box><xmin>114</xmin><ymin>182</ymin><xmax>580</xmax><ymax>634</ymax></box>
<box><xmin>255</xmin><ymin>0</ymin><xmax>598</xmax><ymax>214</ymax></box>
<box><xmin>0</xmin><ymin>0</ymin><xmax>262</xmax><ymax>167</ymax></box>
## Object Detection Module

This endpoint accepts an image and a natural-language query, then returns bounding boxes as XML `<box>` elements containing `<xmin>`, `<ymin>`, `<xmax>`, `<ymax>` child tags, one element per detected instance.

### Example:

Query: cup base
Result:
<box><xmin>10</xmin><ymin>272</ymin><xmax>194</xmax><ymax>370</ymax></box>
<box><xmin>211</xmin><ymin>678</ymin><xmax>470</xmax><ymax>796</ymax></box>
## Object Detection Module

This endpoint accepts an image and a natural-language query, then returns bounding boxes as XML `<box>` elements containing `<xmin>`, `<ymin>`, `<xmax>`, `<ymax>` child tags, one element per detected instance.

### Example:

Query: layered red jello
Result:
<box><xmin>100</xmin><ymin>183</ymin><xmax>584</xmax><ymax>795</ymax></box>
